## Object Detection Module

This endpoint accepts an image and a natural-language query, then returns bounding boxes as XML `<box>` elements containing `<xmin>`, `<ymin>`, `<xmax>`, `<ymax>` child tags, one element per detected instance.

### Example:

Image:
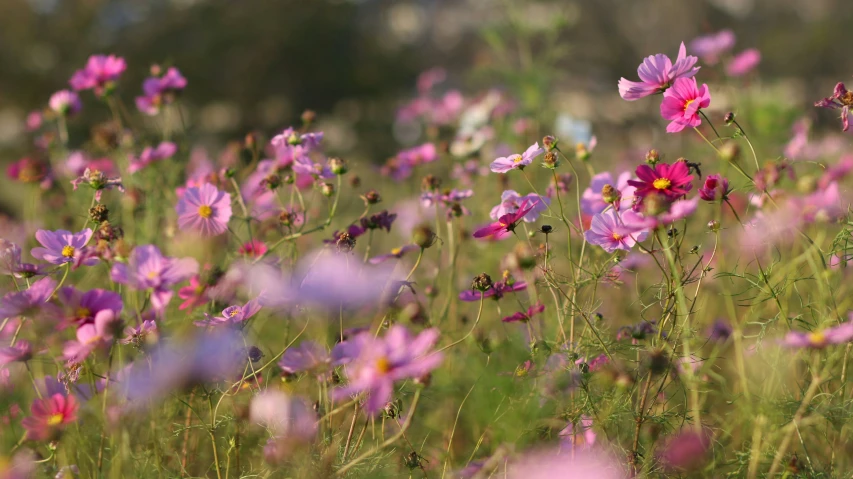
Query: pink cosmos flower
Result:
<box><xmin>21</xmin><ymin>393</ymin><xmax>79</xmax><ymax>441</ymax></box>
<box><xmin>69</xmin><ymin>54</ymin><xmax>126</xmax><ymax>96</ymax></box>
<box><xmin>0</xmin><ymin>240</ymin><xmax>46</xmax><ymax>278</ymax></box>
<box><xmin>25</xmin><ymin>110</ymin><xmax>42</xmax><ymax>131</ymax></box>
<box><xmin>584</xmin><ymin>209</ymin><xmax>649</xmax><ymax>253</ymax></box>
<box><xmin>502</xmin><ymin>303</ymin><xmax>545</xmax><ymax>323</ymax></box>
<box><xmin>618</xmin><ymin>42</ymin><xmax>699</xmax><ymax>101</ymax></box>
<box><xmin>120</xmin><ymin>319</ymin><xmax>159</xmax><ymax>346</ymax></box>
<box><xmin>782</xmin><ymin>321</ymin><xmax>853</xmax><ymax>349</ymax></box>
<box><xmin>489</xmin><ymin>143</ymin><xmax>545</xmax><ymax>173</ymax></box>
<box><xmin>128</xmin><ymin>142</ymin><xmax>178</xmax><ymax>174</ymax></box>
<box><xmin>459</xmin><ymin>279</ymin><xmax>527</xmax><ymax>302</ymax></box>
<box><xmin>175</xmin><ymin>183</ymin><xmax>233</xmax><ymax>236</ymax></box>
<box><xmin>249</xmin><ymin>390</ymin><xmax>317</xmax><ymax>440</ymax></box>
<box><xmin>504</xmin><ymin>448</ymin><xmax>628</xmax><ymax>479</ymax></box>
<box><xmin>398</xmin><ymin>143</ymin><xmax>438</xmax><ymax>166</ymax></box>
<box><xmin>57</xmin><ymin>286</ymin><xmax>123</xmax><ymax>328</ymax></box>
<box><xmin>698</xmin><ymin>174</ymin><xmax>730</xmax><ymax>201</ymax></box>
<box><xmin>110</xmin><ymin>245</ymin><xmax>199</xmax><ymax>313</ymax></box>
<box><xmin>660</xmin><ymin>77</ymin><xmax>711</xmax><ymax>133</ymax></box>
<box><xmin>177</xmin><ymin>275</ymin><xmax>209</xmax><ymax>311</ymax></box>
<box><xmin>49</xmin><ymin>90</ymin><xmax>82</xmax><ymax>116</ymax></box>
<box><xmin>795</xmin><ymin>182</ymin><xmax>844</xmax><ymax>223</ymax></box>
<box><xmin>689</xmin><ymin>30</ymin><xmax>735</xmax><ymax>65</ymax></box>
<box><xmin>332</xmin><ymin>325</ymin><xmax>443</xmax><ymax>414</ymax></box>
<box><xmin>657</xmin><ymin>429</ymin><xmax>712</xmax><ymax>472</ymax></box>
<box><xmin>581</xmin><ymin>171</ymin><xmax>636</xmax><ymax>214</ymax></box>
<box><xmin>238</xmin><ymin>240</ymin><xmax>268</xmax><ymax>259</ymax></box>
<box><xmin>490</xmin><ymin>190</ymin><xmax>550</xmax><ymax>223</ymax></box>
<box><xmin>70</xmin><ymin>168</ymin><xmax>125</xmax><ymax>201</ymax></box>
<box><xmin>0</xmin><ymin>277</ymin><xmax>58</xmax><ymax>321</ymax></box>
<box><xmin>279</xmin><ymin>341</ymin><xmax>333</xmax><ymax>379</ymax></box>
<box><xmin>726</xmin><ymin>49</ymin><xmax>761</xmax><ymax>77</ymax></box>
<box><xmin>473</xmin><ymin>199</ymin><xmax>539</xmax><ymax>240</ymax></box>
<box><xmin>194</xmin><ymin>299</ymin><xmax>262</xmax><ymax>328</ymax></box>
<box><xmin>62</xmin><ymin>310</ymin><xmax>119</xmax><ymax>364</ymax></box>
<box><xmin>136</xmin><ymin>67</ymin><xmax>188</xmax><ymax>115</ymax></box>
<box><xmin>368</xmin><ymin>244</ymin><xmax>419</xmax><ymax>264</ymax></box>
<box><xmin>628</xmin><ymin>161</ymin><xmax>694</xmax><ymax>201</ymax></box>
<box><xmin>6</xmin><ymin>157</ymin><xmax>52</xmax><ymax>189</ymax></box>
<box><xmin>31</xmin><ymin>228</ymin><xmax>93</xmax><ymax>265</ymax></box>
<box><xmin>0</xmin><ymin>340</ymin><xmax>33</xmax><ymax>367</ymax></box>
<box><xmin>815</xmin><ymin>81</ymin><xmax>853</xmax><ymax>132</ymax></box>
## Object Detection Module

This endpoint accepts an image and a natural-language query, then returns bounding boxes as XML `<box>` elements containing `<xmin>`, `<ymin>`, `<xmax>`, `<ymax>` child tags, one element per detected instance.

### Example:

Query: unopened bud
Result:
<box><xmin>349</xmin><ymin>175</ymin><xmax>361</xmax><ymax>188</ymax></box>
<box><xmin>540</xmin><ymin>224</ymin><xmax>553</xmax><ymax>234</ymax></box>
<box><xmin>421</xmin><ymin>174</ymin><xmax>441</xmax><ymax>192</ymax></box>
<box><xmin>261</xmin><ymin>174</ymin><xmax>282</xmax><ymax>191</ymax></box>
<box><xmin>320</xmin><ymin>182</ymin><xmax>335</xmax><ymax>197</ymax></box>
<box><xmin>542</xmin><ymin>151</ymin><xmax>559</xmax><ymax>169</ymax></box>
<box><xmin>328</xmin><ymin>157</ymin><xmax>347</xmax><ymax>175</ymax></box>
<box><xmin>362</xmin><ymin>190</ymin><xmax>381</xmax><ymax>204</ymax></box>
<box><xmin>576</xmin><ymin>143</ymin><xmax>591</xmax><ymax>161</ymax></box>
<box><xmin>150</xmin><ymin>64</ymin><xmax>162</xmax><ymax>77</ymax></box>
<box><xmin>412</xmin><ymin>224</ymin><xmax>437</xmax><ymax>249</ymax></box>
<box><xmin>645</xmin><ymin>149</ymin><xmax>660</xmax><ymax>165</ymax></box>
<box><xmin>301</xmin><ymin>110</ymin><xmax>316</xmax><ymax>125</ymax></box>
<box><xmin>471</xmin><ymin>273</ymin><xmax>493</xmax><ymax>292</ymax></box>
<box><xmin>718</xmin><ymin>142</ymin><xmax>740</xmax><ymax>162</ymax></box>
<box><xmin>643</xmin><ymin>193</ymin><xmax>669</xmax><ymax>217</ymax></box>
<box><xmin>542</xmin><ymin>135</ymin><xmax>558</xmax><ymax>151</ymax></box>
<box><xmin>89</xmin><ymin>204</ymin><xmax>109</xmax><ymax>223</ymax></box>
<box><xmin>601</xmin><ymin>184</ymin><xmax>619</xmax><ymax>204</ymax></box>
<box><xmin>707</xmin><ymin>220</ymin><xmax>720</xmax><ymax>232</ymax></box>
<box><xmin>724</xmin><ymin>112</ymin><xmax>735</xmax><ymax>125</ymax></box>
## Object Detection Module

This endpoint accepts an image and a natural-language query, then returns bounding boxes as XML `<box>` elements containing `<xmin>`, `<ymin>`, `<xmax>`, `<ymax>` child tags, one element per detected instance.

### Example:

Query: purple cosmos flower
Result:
<box><xmin>271</xmin><ymin>127</ymin><xmax>324</xmax><ymax>151</ymax></box>
<box><xmin>815</xmin><ymin>81</ymin><xmax>853</xmax><ymax>131</ymax></box>
<box><xmin>618</xmin><ymin>42</ymin><xmax>699</xmax><ymax>101</ymax></box>
<box><xmin>120</xmin><ymin>320</ymin><xmax>159</xmax><ymax>347</ymax></box>
<box><xmin>628</xmin><ymin>161</ymin><xmax>694</xmax><ymax>201</ymax></box>
<box><xmin>708</xmin><ymin>318</ymin><xmax>733</xmax><ymax>341</ymax></box>
<box><xmin>194</xmin><ymin>299</ymin><xmax>262</xmax><ymax>328</ymax></box>
<box><xmin>368</xmin><ymin>245</ymin><xmax>419</xmax><ymax>264</ymax></box>
<box><xmin>689</xmin><ymin>30</ymin><xmax>735</xmax><ymax>65</ymax></box>
<box><xmin>502</xmin><ymin>303</ymin><xmax>545</xmax><ymax>323</ymax></box>
<box><xmin>49</xmin><ymin>90</ymin><xmax>82</xmax><ymax>116</ymax></box>
<box><xmin>782</xmin><ymin>321</ymin><xmax>853</xmax><ymax>348</ymax></box>
<box><xmin>70</xmin><ymin>168</ymin><xmax>125</xmax><ymax>201</ymax></box>
<box><xmin>581</xmin><ymin>171</ymin><xmax>636</xmax><ymax>215</ymax></box>
<box><xmin>698</xmin><ymin>174</ymin><xmax>730</xmax><ymax>202</ymax></box>
<box><xmin>360</xmin><ymin>210</ymin><xmax>398</xmax><ymax>232</ymax></box>
<box><xmin>332</xmin><ymin>325</ymin><xmax>443</xmax><ymax>414</ymax></box>
<box><xmin>128</xmin><ymin>142</ymin><xmax>178</xmax><ymax>174</ymax></box>
<box><xmin>726</xmin><ymin>49</ymin><xmax>761</xmax><ymax>77</ymax></box>
<box><xmin>490</xmin><ymin>191</ymin><xmax>550</xmax><ymax>223</ymax></box>
<box><xmin>175</xmin><ymin>183</ymin><xmax>233</xmax><ymax>236</ymax></box>
<box><xmin>459</xmin><ymin>279</ymin><xmax>527</xmax><ymax>302</ymax></box>
<box><xmin>292</xmin><ymin>154</ymin><xmax>333</xmax><ymax>180</ymax></box>
<box><xmin>0</xmin><ymin>340</ymin><xmax>33</xmax><ymax>367</ymax></box>
<box><xmin>31</xmin><ymin>228</ymin><xmax>93</xmax><ymax>265</ymax></box>
<box><xmin>249</xmin><ymin>390</ymin><xmax>317</xmax><ymax>440</ymax></box>
<box><xmin>585</xmin><ymin>210</ymin><xmax>649</xmax><ymax>253</ymax></box>
<box><xmin>136</xmin><ymin>67</ymin><xmax>188</xmax><ymax>115</ymax></box>
<box><xmin>473</xmin><ymin>199</ymin><xmax>539</xmax><ymax>240</ymax></box>
<box><xmin>489</xmin><ymin>143</ymin><xmax>545</xmax><ymax>173</ymax></box>
<box><xmin>0</xmin><ymin>240</ymin><xmax>44</xmax><ymax>278</ymax></box>
<box><xmin>279</xmin><ymin>341</ymin><xmax>332</xmax><ymax>379</ymax></box>
<box><xmin>62</xmin><ymin>310</ymin><xmax>119</xmax><ymax>364</ymax></box>
<box><xmin>0</xmin><ymin>277</ymin><xmax>58</xmax><ymax>320</ymax></box>
<box><xmin>421</xmin><ymin>189</ymin><xmax>474</xmax><ymax>218</ymax></box>
<box><xmin>57</xmin><ymin>287</ymin><xmax>123</xmax><ymax>328</ymax></box>
<box><xmin>110</xmin><ymin>245</ymin><xmax>199</xmax><ymax>313</ymax></box>
<box><xmin>660</xmin><ymin>77</ymin><xmax>711</xmax><ymax>133</ymax></box>
<box><xmin>69</xmin><ymin>54</ymin><xmax>126</xmax><ymax>95</ymax></box>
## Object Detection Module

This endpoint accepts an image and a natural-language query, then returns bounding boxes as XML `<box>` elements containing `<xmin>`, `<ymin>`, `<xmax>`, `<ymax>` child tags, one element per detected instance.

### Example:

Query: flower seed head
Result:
<box><xmin>471</xmin><ymin>272</ymin><xmax>493</xmax><ymax>292</ymax></box>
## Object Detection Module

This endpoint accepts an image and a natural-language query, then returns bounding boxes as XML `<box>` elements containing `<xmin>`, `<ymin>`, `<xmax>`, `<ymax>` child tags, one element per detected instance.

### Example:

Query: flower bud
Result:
<box><xmin>362</xmin><ymin>190</ymin><xmax>381</xmax><ymax>204</ymax></box>
<box><xmin>542</xmin><ymin>135</ymin><xmax>558</xmax><ymax>151</ymax></box>
<box><xmin>645</xmin><ymin>149</ymin><xmax>660</xmax><ymax>165</ymax></box>
<box><xmin>328</xmin><ymin>157</ymin><xmax>347</xmax><ymax>175</ymax></box>
<box><xmin>471</xmin><ymin>272</ymin><xmax>493</xmax><ymax>292</ymax></box>
<box><xmin>301</xmin><ymin>109</ymin><xmax>316</xmax><ymax>126</ymax></box>
<box><xmin>335</xmin><ymin>232</ymin><xmax>356</xmax><ymax>253</ymax></box>
<box><xmin>796</xmin><ymin>175</ymin><xmax>817</xmax><ymax>194</ymax></box>
<box><xmin>89</xmin><ymin>204</ymin><xmax>109</xmax><ymax>223</ymax></box>
<box><xmin>718</xmin><ymin>142</ymin><xmax>740</xmax><ymax>162</ymax></box>
<box><xmin>642</xmin><ymin>193</ymin><xmax>669</xmax><ymax>217</ymax></box>
<box><xmin>349</xmin><ymin>176</ymin><xmax>361</xmax><ymax>188</ymax></box>
<box><xmin>707</xmin><ymin>220</ymin><xmax>720</xmax><ymax>232</ymax></box>
<box><xmin>261</xmin><ymin>174</ymin><xmax>282</xmax><ymax>191</ymax></box>
<box><xmin>601</xmin><ymin>184</ymin><xmax>620</xmax><ymax>204</ymax></box>
<box><xmin>540</xmin><ymin>224</ymin><xmax>553</xmax><ymax>234</ymax></box>
<box><xmin>542</xmin><ymin>151</ymin><xmax>559</xmax><ymax>169</ymax></box>
<box><xmin>279</xmin><ymin>210</ymin><xmax>296</xmax><ymax>226</ymax></box>
<box><xmin>424</xmin><ymin>285</ymin><xmax>438</xmax><ymax>298</ymax></box>
<box><xmin>412</xmin><ymin>224</ymin><xmax>437</xmax><ymax>249</ymax></box>
<box><xmin>421</xmin><ymin>174</ymin><xmax>441</xmax><ymax>192</ymax></box>
<box><xmin>320</xmin><ymin>182</ymin><xmax>335</xmax><ymax>197</ymax></box>
<box><xmin>724</xmin><ymin>112</ymin><xmax>735</xmax><ymax>125</ymax></box>
<box><xmin>576</xmin><ymin>142</ymin><xmax>591</xmax><ymax>161</ymax></box>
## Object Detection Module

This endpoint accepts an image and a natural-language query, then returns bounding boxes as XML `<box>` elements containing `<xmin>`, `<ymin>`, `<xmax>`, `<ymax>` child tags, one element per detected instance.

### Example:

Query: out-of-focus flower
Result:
<box><xmin>69</xmin><ymin>54</ymin><xmax>126</xmax><ymax>96</ymax></box>
<box><xmin>368</xmin><ymin>244</ymin><xmax>419</xmax><ymax>264</ymax></box>
<box><xmin>177</xmin><ymin>275</ymin><xmax>209</xmax><ymax>311</ymax></box>
<box><xmin>175</xmin><ymin>184</ymin><xmax>233</xmax><ymax>236</ymax></box>
<box><xmin>0</xmin><ymin>449</ymin><xmax>37</xmax><ymax>478</ymax></box>
<box><xmin>689</xmin><ymin>30</ymin><xmax>735</xmax><ymax>65</ymax></box>
<box><xmin>489</xmin><ymin>143</ymin><xmax>545</xmax><ymax>173</ymax></box>
<box><xmin>502</xmin><ymin>303</ymin><xmax>545</xmax><ymax>323</ymax></box>
<box><xmin>6</xmin><ymin>157</ymin><xmax>52</xmax><ymax>189</ymax></box>
<box><xmin>660</xmin><ymin>77</ymin><xmax>711</xmax><ymax>133</ymax></box>
<box><xmin>0</xmin><ymin>240</ymin><xmax>45</xmax><ymax>278</ymax></box>
<box><xmin>459</xmin><ymin>278</ymin><xmax>527</xmax><ymax>302</ymax></box>
<box><xmin>70</xmin><ymin>168</ymin><xmax>125</xmax><ymax>201</ymax></box>
<box><xmin>49</xmin><ymin>90</ymin><xmax>82</xmax><ymax>116</ymax></box>
<box><xmin>110</xmin><ymin>245</ymin><xmax>199</xmax><ymax>313</ymax></box>
<box><xmin>559</xmin><ymin>415</ymin><xmax>596</xmax><ymax>449</ymax></box>
<box><xmin>818</xmin><ymin>156</ymin><xmax>853</xmax><ymax>189</ymax></box>
<box><xmin>31</xmin><ymin>228</ymin><xmax>93</xmax><ymax>266</ymax></box>
<box><xmin>726</xmin><ymin>49</ymin><xmax>761</xmax><ymax>77</ymax></box>
<box><xmin>504</xmin><ymin>448</ymin><xmax>628</xmax><ymax>479</ymax></box>
<box><xmin>657</xmin><ymin>429</ymin><xmax>712</xmax><ymax>472</ymax></box>
<box><xmin>698</xmin><ymin>174</ymin><xmax>730</xmax><ymax>202</ymax></box>
<box><xmin>120</xmin><ymin>319</ymin><xmax>159</xmax><ymax>347</ymax></box>
<box><xmin>490</xmin><ymin>191</ymin><xmax>550</xmax><ymax>223</ymax></box>
<box><xmin>21</xmin><ymin>393</ymin><xmax>79</xmax><ymax>441</ymax></box>
<box><xmin>128</xmin><ymin>142</ymin><xmax>178</xmax><ymax>174</ymax></box>
<box><xmin>585</xmin><ymin>209</ymin><xmax>649</xmax><ymax>253</ymax></box>
<box><xmin>628</xmin><ymin>161</ymin><xmax>694</xmax><ymax>201</ymax></box>
<box><xmin>136</xmin><ymin>67</ymin><xmax>187</xmax><ymax>115</ymax></box>
<box><xmin>581</xmin><ymin>172</ymin><xmax>636</xmax><ymax>214</ymax></box>
<box><xmin>62</xmin><ymin>310</ymin><xmax>119</xmax><ymax>364</ymax></box>
<box><xmin>0</xmin><ymin>277</ymin><xmax>58</xmax><ymax>321</ymax></box>
<box><xmin>0</xmin><ymin>340</ymin><xmax>33</xmax><ymax>367</ymax></box>
<box><xmin>194</xmin><ymin>299</ymin><xmax>262</xmax><ymax>328</ymax></box>
<box><xmin>815</xmin><ymin>81</ymin><xmax>853</xmax><ymax>132</ymax></box>
<box><xmin>473</xmin><ymin>199</ymin><xmax>539</xmax><ymax>240</ymax></box>
<box><xmin>332</xmin><ymin>325</ymin><xmax>442</xmax><ymax>414</ymax></box>
<box><xmin>708</xmin><ymin>318</ymin><xmax>733</xmax><ymax>341</ymax></box>
<box><xmin>57</xmin><ymin>286</ymin><xmax>123</xmax><ymax>328</ymax></box>
<box><xmin>618</xmin><ymin>43</ymin><xmax>699</xmax><ymax>101</ymax></box>
<box><xmin>782</xmin><ymin>320</ymin><xmax>853</xmax><ymax>348</ymax></box>
<box><xmin>26</xmin><ymin>111</ymin><xmax>42</xmax><ymax>131</ymax></box>
<box><xmin>279</xmin><ymin>341</ymin><xmax>332</xmax><ymax>379</ymax></box>
<box><xmin>794</xmin><ymin>181</ymin><xmax>844</xmax><ymax>223</ymax></box>
<box><xmin>249</xmin><ymin>390</ymin><xmax>318</xmax><ymax>441</ymax></box>
<box><xmin>238</xmin><ymin>240</ymin><xmax>268</xmax><ymax>259</ymax></box>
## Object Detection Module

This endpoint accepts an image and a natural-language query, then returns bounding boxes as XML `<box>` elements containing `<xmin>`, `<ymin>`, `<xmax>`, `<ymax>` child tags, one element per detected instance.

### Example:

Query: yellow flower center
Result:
<box><xmin>612</xmin><ymin>233</ymin><xmax>623</xmax><ymax>241</ymax></box>
<box><xmin>808</xmin><ymin>331</ymin><xmax>826</xmax><ymax>347</ymax></box>
<box><xmin>75</xmin><ymin>307</ymin><xmax>91</xmax><ymax>319</ymax></box>
<box><xmin>198</xmin><ymin>205</ymin><xmax>213</xmax><ymax>219</ymax></box>
<box><xmin>147</xmin><ymin>271</ymin><xmax>159</xmax><ymax>279</ymax></box>
<box><xmin>61</xmin><ymin>245</ymin><xmax>76</xmax><ymax>258</ymax></box>
<box><xmin>228</xmin><ymin>309</ymin><xmax>240</xmax><ymax>317</ymax></box>
<box><xmin>46</xmin><ymin>413</ymin><xmax>64</xmax><ymax>426</ymax></box>
<box><xmin>841</xmin><ymin>91</ymin><xmax>853</xmax><ymax>107</ymax></box>
<box><xmin>683</xmin><ymin>99</ymin><xmax>695</xmax><ymax>111</ymax></box>
<box><xmin>652</xmin><ymin>178</ymin><xmax>672</xmax><ymax>190</ymax></box>
<box><xmin>511</xmin><ymin>155</ymin><xmax>524</xmax><ymax>163</ymax></box>
<box><xmin>375</xmin><ymin>357</ymin><xmax>392</xmax><ymax>374</ymax></box>
<box><xmin>391</xmin><ymin>247</ymin><xmax>402</xmax><ymax>255</ymax></box>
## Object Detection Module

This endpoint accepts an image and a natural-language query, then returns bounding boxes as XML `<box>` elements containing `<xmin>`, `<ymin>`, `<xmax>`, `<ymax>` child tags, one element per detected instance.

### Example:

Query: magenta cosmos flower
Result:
<box><xmin>49</xmin><ymin>90</ymin><xmax>82</xmax><ymax>116</ymax></box>
<box><xmin>618</xmin><ymin>42</ymin><xmax>699</xmax><ymax>101</ymax></box>
<box><xmin>627</xmin><ymin>161</ymin><xmax>694</xmax><ymax>201</ymax></box>
<box><xmin>489</xmin><ymin>143</ymin><xmax>545</xmax><ymax>173</ymax></box>
<box><xmin>0</xmin><ymin>340</ymin><xmax>33</xmax><ymax>367</ymax></box>
<box><xmin>57</xmin><ymin>286</ymin><xmax>123</xmax><ymax>328</ymax></box>
<box><xmin>0</xmin><ymin>277</ymin><xmax>58</xmax><ymax>321</ymax></box>
<box><xmin>502</xmin><ymin>303</ymin><xmax>545</xmax><ymax>323</ymax></box>
<box><xmin>726</xmin><ymin>49</ymin><xmax>761</xmax><ymax>77</ymax></box>
<box><xmin>69</xmin><ymin>54</ymin><xmax>126</xmax><ymax>96</ymax></box>
<box><xmin>585</xmin><ymin>209</ymin><xmax>649</xmax><ymax>253</ymax></box>
<box><xmin>660</xmin><ymin>77</ymin><xmax>711</xmax><ymax>133</ymax></box>
<box><xmin>333</xmin><ymin>325</ymin><xmax>443</xmax><ymax>414</ymax></box>
<box><xmin>175</xmin><ymin>183</ymin><xmax>233</xmax><ymax>236</ymax></box>
<box><xmin>21</xmin><ymin>393</ymin><xmax>79</xmax><ymax>441</ymax></box>
<box><xmin>490</xmin><ymin>190</ymin><xmax>550</xmax><ymax>223</ymax></box>
<box><xmin>63</xmin><ymin>310</ymin><xmax>119</xmax><ymax>364</ymax></box>
<box><xmin>31</xmin><ymin>228</ymin><xmax>93</xmax><ymax>265</ymax></box>
<box><xmin>128</xmin><ymin>142</ymin><xmax>178</xmax><ymax>174</ymax></box>
<box><xmin>698</xmin><ymin>174</ymin><xmax>730</xmax><ymax>201</ymax></box>
<box><xmin>782</xmin><ymin>321</ymin><xmax>853</xmax><ymax>348</ymax></box>
<box><xmin>136</xmin><ymin>67</ymin><xmax>188</xmax><ymax>115</ymax></box>
<box><xmin>110</xmin><ymin>245</ymin><xmax>199</xmax><ymax>313</ymax></box>
<box><xmin>815</xmin><ymin>81</ymin><xmax>853</xmax><ymax>131</ymax></box>
<box><xmin>473</xmin><ymin>198</ymin><xmax>539</xmax><ymax>240</ymax></box>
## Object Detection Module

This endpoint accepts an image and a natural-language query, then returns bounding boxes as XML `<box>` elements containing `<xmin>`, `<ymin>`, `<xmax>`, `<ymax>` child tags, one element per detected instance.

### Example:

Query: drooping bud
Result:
<box><xmin>471</xmin><ymin>273</ymin><xmax>493</xmax><ymax>292</ymax></box>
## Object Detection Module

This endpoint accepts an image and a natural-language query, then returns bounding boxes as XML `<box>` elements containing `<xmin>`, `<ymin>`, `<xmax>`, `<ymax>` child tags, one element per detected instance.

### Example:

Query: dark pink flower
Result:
<box><xmin>502</xmin><ymin>303</ymin><xmax>545</xmax><ymax>323</ymax></box>
<box><xmin>128</xmin><ymin>142</ymin><xmax>177</xmax><ymax>174</ymax></box>
<box><xmin>618</xmin><ymin>42</ymin><xmax>699</xmax><ymax>101</ymax></box>
<box><xmin>21</xmin><ymin>393</ymin><xmax>79</xmax><ymax>441</ymax></box>
<box><xmin>6</xmin><ymin>157</ymin><xmax>51</xmax><ymax>188</ymax></box>
<box><xmin>62</xmin><ymin>310</ymin><xmax>119</xmax><ymax>364</ymax></box>
<box><xmin>815</xmin><ymin>81</ymin><xmax>853</xmax><ymax>131</ymax></box>
<box><xmin>69</xmin><ymin>54</ymin><xmax>126</xmax><ymax>96</ymax></box>
<box><xmin>175</xmin><ymin>183</ymin><xmax>233</xmax><ymax>236</ymax></box>
<box><xmin>698</xmin><ymin>174</ymin><xmax>730</xmax><ymax>201</ymax></box>
<box><xmin>657</xmin><ymin>429</ymin><xmax>712</xmax><ymax>472</ymax></box>
<box><xmin>473</xmin><ymin>199</ymin><xmax>538</xmax><ymax>240</ymax></box>
<box><xmin>57</xmin><ymin>286</ymin><xmax>123</xmax><ymax>328</ymax></box>
<box><xmin>238</xmin><ymin>240</ymin><xmax>268</xmax><ymax>259</ymax></box>
<box><xmin>135</xmin><ymin>67</ymin><xmax>187</xmax><ymax>115</ymax></box>
<box><xmin>177</xmin><ymin>275</ymin><xmax>209</xmax><ymax>311</ymax></box>
<box><xmin>660</xmin><ymin>77</ymin><xmax>711</xmax><ymax>133</ymax></box>
<box><xmin>49</xmin><ymin>90</ymin><xmax>82</xmax><ymax>116</ymax></box>
<box><xmin>628</xmin><ymin>161</ymin><xmax>694</xmax><ymax>201</ymax></box>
